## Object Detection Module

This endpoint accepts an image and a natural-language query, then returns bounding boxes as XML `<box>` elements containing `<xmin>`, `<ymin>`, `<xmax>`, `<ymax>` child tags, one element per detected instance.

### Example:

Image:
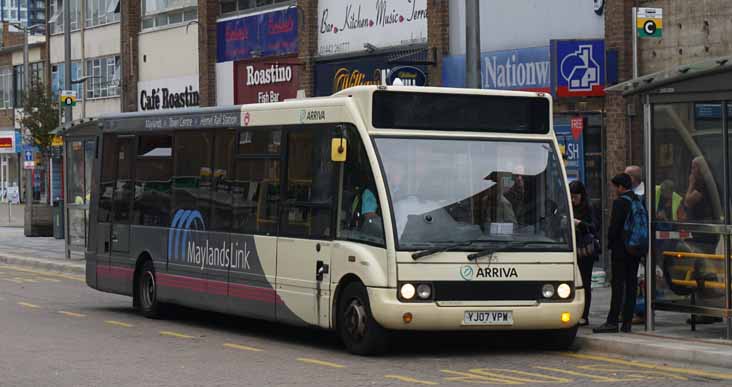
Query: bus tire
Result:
<box><xmin>543</xmin><ymin>325</ymin><xmax>578</xmax><ymax>350</ymax></box>
<box><xmin>336</xmin><ymin>282</ymin><xmax>389</xmax><ymax>355</ymax></box>
<box><xmin>136</xmin><ymin>260</ymin><xmax>162</xmax><ymax>318</ymax></box>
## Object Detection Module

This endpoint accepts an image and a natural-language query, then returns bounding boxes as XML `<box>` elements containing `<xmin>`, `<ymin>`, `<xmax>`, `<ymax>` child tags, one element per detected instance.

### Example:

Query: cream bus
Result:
<box><xmin>84</xmin><ymin>86</ymin><xmax>584</xmax><ymax>354</ymax></box>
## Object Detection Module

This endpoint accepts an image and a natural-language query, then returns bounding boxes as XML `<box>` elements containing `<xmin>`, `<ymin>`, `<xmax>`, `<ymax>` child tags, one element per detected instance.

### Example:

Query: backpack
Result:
<box><xmin>622</xmin><ymin>195</ymin><xmax>649</xmax><ymax>257</ymax></box>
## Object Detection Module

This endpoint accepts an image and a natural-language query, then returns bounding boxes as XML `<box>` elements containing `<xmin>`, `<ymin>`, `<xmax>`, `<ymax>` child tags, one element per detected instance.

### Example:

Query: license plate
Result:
<box><xmin>463</xmin><ymin>311</ymin><xmax>513</xmax><ymax>326</ymax></box>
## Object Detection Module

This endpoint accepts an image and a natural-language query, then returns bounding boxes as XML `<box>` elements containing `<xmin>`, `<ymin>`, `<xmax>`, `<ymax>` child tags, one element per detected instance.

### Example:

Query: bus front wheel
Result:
<box><xmin>336</xmin><ymin>282</ymin><xmax>389</xmax><ymax>355</ymax></box>
<box><xmin>136</xmin><ymin>260</ymin><xmax>162</xmax><ymax>318</ymax></box>
<box><xmin>543</xmin><ymin>325</ymin><xmax>579</xmax><ymax>350</ymax></box>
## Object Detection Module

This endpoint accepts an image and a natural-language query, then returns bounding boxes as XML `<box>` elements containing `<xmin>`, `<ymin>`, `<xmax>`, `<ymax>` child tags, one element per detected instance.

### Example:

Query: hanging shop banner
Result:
<box><xmin>0</xmin><ymin>130</ymin><xmax>15</xmax><ymax>154</ymax></box>
<box><xmin>138</xmin><ymin>75</ymin><xmax>200</xmax><ymax>111</ymax></box>
<box><xmin>551</xmin><ymin>39</ymin><xmax>606</xmax><ymax>98</ymax></box>
<box><xmin>235</xmin><ymin>56</ymin><xmax>301</xmax><ymax>104</ymax></box>
<box><xmin>555</xmin><ymin>121</ymin><xmax>585</xmax><ymax>184</ymax></box>
<box><xmin>217</xmin><ymin>7</ymin><xmax>298</xmax><ymax>63</ymax></box>
<box><xmin>314</xmin><ymin>53</ymin><xmax>427</xmax><ymax>96</ymax></box>
<box><xmin>317</xmin><ymin>0</ymin><xmax>427</xmax><ymax>57</ymax></box>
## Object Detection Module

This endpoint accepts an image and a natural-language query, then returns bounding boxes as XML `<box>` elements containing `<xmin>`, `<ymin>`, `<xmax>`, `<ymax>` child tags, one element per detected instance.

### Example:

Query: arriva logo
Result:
<box><xmin>460</xmin><ymin>265</ymin><xmax>474</xmax><ymax>281</ymax></box>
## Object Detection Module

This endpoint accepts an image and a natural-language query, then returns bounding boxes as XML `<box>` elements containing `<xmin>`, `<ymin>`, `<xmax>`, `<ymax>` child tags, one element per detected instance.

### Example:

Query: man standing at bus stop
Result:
<box><xmin>594</xmin><ymin>173</ymin><xmax>644</xmax><ymax>334</ymax></box>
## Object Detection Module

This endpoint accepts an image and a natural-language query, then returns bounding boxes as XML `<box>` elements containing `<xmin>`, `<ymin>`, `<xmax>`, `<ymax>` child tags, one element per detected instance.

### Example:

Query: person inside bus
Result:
<box><xmin>570</xmin><ymin>181</ymin><xmax>598</xmax><ymax>326</ymax></box>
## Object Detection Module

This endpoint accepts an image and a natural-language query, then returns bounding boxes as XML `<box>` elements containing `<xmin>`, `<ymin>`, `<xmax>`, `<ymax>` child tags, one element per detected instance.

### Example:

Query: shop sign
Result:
<box><xmin>315</xmin><ymin>53</ymin><xmax>428</xmax><ymax>96</ymax></box>
<box><xmin>551</xmin><ymin>39</ymin><xmax>605</xmax><ymax>98</ymax></box>
<box><xmin>317</xmin><ymin>0</ymin><xmax>427</xmax><ymax>56</ymax></box>
<box><xmin>138</xmin><ymin>76</ymin><xmax>200</xmax><ymax>111</ymax></box>
<box><xmin>556</xmin><ymin>122</ymin><xmax>585</xmax><ymax>183</ymax></box>
<box><xmin>0</xmin><ymin>131</ymin><xmax>16</xmax><ymax>154</ymax></box>
<box><xmin>442</xmin><ymin>47</ymin><xmax>550</xmax><ymax>92</ymax></box>
<box><xmin>217</xmin><ymin>7</ymin><xmax>298</xmax><ymax>63</ymax></box>
<box><xmin>235</xmin><ymin>56</ymin><xmax>300</xmax><ymax>104</ymax></box>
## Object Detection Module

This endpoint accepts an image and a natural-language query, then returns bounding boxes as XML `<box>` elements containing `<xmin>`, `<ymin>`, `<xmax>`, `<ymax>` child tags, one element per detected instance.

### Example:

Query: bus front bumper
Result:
<box><xmin>367</xmin><ymin>287</ymin><xmax>585</xmax><ymax>331</ymax></box>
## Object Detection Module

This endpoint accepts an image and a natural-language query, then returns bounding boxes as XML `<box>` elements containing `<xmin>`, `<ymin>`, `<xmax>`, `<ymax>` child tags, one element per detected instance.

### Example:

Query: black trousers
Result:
<box><xmin>607</xmin><ymin>255</ymin><xmax>640</xmax><ymax>325</ymax></box>
<box><xmin>578</xmin><ymin>257</ymin><xmax>595</xmax><ymax>320</ymax></box>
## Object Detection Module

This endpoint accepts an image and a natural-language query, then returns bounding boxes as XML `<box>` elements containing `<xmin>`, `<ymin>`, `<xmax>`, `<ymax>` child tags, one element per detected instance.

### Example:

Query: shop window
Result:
<box><xmin>133</xmin><ymin>135</ymin><xmax>173</xmax><ymax>226</ymax></box>
<box><xmin>652</xmin><ymin>102</ymin><xmax>724</xmax><ymax>225</ymax></box>
<box><xmin>141</xmin><ymin>0</ymin><xmax>197</xmax><ymax>30</ymax></box>
<box><xmin>281</xmin><ymin>128</ymin><xmax>334</xmax><ymax>239</ymax></box>
<box><xmin>172</xmin><ymin>132</ymin><xmax>212</xmax><ymax>225</ymax></box>
<box><xmin>220</xmin><ymin>0</ymin><xmax>292</xmax><ymax>15</ymax></box>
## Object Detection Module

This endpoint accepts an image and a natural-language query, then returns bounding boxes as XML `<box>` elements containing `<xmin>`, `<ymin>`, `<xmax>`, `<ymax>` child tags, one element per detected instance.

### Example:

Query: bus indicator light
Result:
<box><xmin>561</xmin><ymin>312</ymin><xmax>571</xmax><ymax>323</ymax></box>
<box><xmin>403</xmin><ymin>313</ymin><xmax>413</xmax><ymax>324</ymax></box>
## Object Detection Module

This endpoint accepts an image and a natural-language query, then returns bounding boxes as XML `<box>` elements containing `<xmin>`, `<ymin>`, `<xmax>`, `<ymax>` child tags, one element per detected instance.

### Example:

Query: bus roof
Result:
<box><xmin>66</xmin><ymin>86</ymin><xmax>552</xmax><ymax>135</ymax></box>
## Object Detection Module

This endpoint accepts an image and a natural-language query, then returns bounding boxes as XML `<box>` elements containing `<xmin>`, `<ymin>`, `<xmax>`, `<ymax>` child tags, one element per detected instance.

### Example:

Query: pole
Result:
<box><xmin>643</xmin><ymin>95</ymin><xmax>653</xmax><ymax>331</ymax></box>
<box><xmin>22</xmin><ymin>3</ymin><xmax>33</xmax><ymax>235</ymax></box>
<box><xmin>63</xmin><ymin>0</ymin><xmax>72</xmax><ymax>126</ymax></box>
<box><xmin>465</xmin><ymin>0</ymin><xmax>481</xmax><ymax>88</ymax></box>
<box><xmin>632</xmin><ymin>7</ymin><xmax>638</xmax><ymax>79</ymax></box>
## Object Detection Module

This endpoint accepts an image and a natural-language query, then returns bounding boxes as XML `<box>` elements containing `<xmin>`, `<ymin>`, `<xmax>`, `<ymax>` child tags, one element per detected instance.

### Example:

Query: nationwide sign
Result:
<box><xmin>441</xmin><ymin>46</ymin><xmax>550</xmax><ymax>93</ymax></box>
<box><xmin>317</xmin><ymin>0</ymin><xmax>427</xmax><ymax>56</ymax></box>
<box><xmin>217</xmin><ymin>7</ymin><xmax>298</xmax><ymax>63</ymax></box>
<box><xmin>551</xmin><ymin>39</ymin><xmax>606</xmax><ymax>98</ymax></box>
<box><xmin>235</xmin><ymin>56</ymin><xmax>300</xmax><ymax>104</ymax></box>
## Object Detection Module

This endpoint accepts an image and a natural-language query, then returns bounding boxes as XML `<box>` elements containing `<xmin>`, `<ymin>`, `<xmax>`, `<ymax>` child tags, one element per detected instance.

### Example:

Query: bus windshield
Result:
<box><xmin>375</xmin><ymin>138</ymin><xmax>572</xmax><ymax>251</ymax></box>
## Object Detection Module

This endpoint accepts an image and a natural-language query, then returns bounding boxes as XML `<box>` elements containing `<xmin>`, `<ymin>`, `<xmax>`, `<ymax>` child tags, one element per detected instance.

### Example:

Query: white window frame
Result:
<box><xmin>85</xmin><ymin>55</ymin><xmax>120</xmax><ymax>100</ymax></box>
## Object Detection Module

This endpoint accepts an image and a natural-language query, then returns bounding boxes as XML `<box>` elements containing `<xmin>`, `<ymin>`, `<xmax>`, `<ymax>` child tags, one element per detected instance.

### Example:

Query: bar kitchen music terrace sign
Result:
<box><xmin>318</xmin><ymin>0</ymin><xmax>427</xmax><ymax>56</ymax></box>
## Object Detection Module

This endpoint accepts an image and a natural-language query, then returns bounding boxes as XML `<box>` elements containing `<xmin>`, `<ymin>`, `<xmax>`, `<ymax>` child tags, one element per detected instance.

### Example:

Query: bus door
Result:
<box><xmin>276</xmin><ymin>127</ymin><xmax>335</xmax><ymax>327</ymax></box>
<box><xmin>108</xmin><ymin>135</ymin><xmax>135</xmax><ymax>293</ymax></box>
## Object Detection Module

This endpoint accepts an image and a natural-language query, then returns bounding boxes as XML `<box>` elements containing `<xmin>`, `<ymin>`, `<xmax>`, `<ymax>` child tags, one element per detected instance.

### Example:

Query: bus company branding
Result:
<box><xmin>299</xmin><ymin>109</ymin><xmax>326</xmax><ymax>123</ymax></box>
<box><xmin>482</xmin><ymin>47</ymin><xmax>551</xmax><ymax>92</ymax></box>
<box><xmin>460</xmin><ymin>265</ymin><xmax>518</xmax><ymax>280</ymax></box>
<box><xmin>138</xmin><ymin>76</ymin><xmax>201</xmax><ymax>112</ymax></box>
<box><xmin>167</xmin><ymin>209</ymin><xmax>251</xmax><ymax>272</ymax></box>
<box><xmin>317</xmin><ymin>0</ymin><xmax>427</xmax><ymax>56</ymax></box>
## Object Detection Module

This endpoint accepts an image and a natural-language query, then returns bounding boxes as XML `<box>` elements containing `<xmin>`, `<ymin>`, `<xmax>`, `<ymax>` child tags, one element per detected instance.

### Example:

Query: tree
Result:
<box><xmin>21</xmin><ymin>82</ymin><xmax>59</xmax><ymax>154</ymax></box>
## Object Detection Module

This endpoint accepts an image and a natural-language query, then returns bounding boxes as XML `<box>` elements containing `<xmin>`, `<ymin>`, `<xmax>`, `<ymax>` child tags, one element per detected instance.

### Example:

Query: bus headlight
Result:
<box><xmin>557</xmin><ymin>283</ymin><xmax>572</xmax><ymax>299</ymax></box>
<box><xmin>400</xmin><ymin>283</ymin><xmax>416</xmax><ymax>300</ymax></box>
<box><xmin>416</xmin><ymin>284</ymin><xmax>432</xmax><ymax>300</ymax></box>
<box><xmin>542</xmin><ymin>284</ymin><xmax>555</xmax><ymax>299</ymax></box>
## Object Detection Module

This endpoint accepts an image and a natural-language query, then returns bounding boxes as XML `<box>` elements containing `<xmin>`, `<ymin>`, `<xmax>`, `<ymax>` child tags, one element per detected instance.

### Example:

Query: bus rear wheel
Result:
<box><xmin>337</xmin><ymin>282</ymin><xmax>389</xmax><ymax>355</ymax></box>
<box><xmin>136</xmin><ymin>260</ymin><xmax>162</xmax><ymax>318</ymax></box>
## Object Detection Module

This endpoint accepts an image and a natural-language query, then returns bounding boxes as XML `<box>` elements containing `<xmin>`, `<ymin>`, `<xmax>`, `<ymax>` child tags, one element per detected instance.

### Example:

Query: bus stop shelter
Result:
<box><xmin>609</xmin><ymin>55</ymin><xmax>732</xmax><ymax>339</ymax></box>
<box><xmin>60</xmin><ymin>120</ymin><xmax>98</xmax><ymax>258</ymax></box>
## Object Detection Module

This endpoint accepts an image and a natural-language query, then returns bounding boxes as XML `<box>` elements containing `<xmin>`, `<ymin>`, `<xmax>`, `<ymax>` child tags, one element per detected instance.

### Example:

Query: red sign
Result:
<box><xmin>234</xmin><ymin>56</ymin><xmax>300</xmax><ymax>105</ymax></box>
<box><xmin>570</xmin><ymin>117</ymin><xmax>584</xmax><ymax>141</ymax></box>
<box><xmin>0</xmin><ymin>136</ymin><xmax>12</xmax><ymax>149</ymax></box>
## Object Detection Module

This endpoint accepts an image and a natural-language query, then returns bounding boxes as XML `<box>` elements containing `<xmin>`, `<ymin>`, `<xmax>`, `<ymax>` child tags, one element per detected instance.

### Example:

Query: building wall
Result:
<box><xmin>637</xmin><ymin>0</ymin><xmax>732</xmax><ymax>75</ymax></box>
<box><xmin>427</xmin><ymin>0</ymin><xmax>449</xmax><ymax>86</ymax></box>
<box><xmin>138</xmin><ymin>25</ymin><xmax>199</xmax><ymax>82</ymax></box>
<box><xmin>120</xmin><ymin>0</ymin><xmax>140</xmax><ymax>112</ymax></box>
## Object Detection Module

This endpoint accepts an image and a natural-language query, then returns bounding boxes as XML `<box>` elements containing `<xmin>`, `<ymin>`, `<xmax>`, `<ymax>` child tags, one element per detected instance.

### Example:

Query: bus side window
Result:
<box><xmin>281</xmin><ymin>127</ymin><xmax>334</xmax><ymax>238</ymax></box>
<box><xmin>337</xmin><ymin>128</ymin><xmax>384</xmax><ymax>246</ymax></box>
<box><xmin>173</xmin><ymin>132</ymin><xmax>213</xmax><ymax>226</ymax></box>
<box><xmin>233</xmin><ymin>129</ymin><xmax>281</xmax><ymax>235</ymax></box>
<box><xmin>211</xmin><ymin>130</ymin><xmax>235</xmax><ymax>232</ymax></box>
<box><xmin>133</xmin><ymin>135</ymin><xmax>173</xmax><ymax>227</ymax></box>
<box><xmin>98</xmin><ymin>134</ymin><xmax>116</xmax><ymax>223</ymax></box>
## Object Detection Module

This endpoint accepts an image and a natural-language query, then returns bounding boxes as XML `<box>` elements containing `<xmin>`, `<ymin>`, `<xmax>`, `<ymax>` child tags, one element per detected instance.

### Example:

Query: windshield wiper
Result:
<box><xmin>466</xmin><ymin>241</ymin><xmax>560</xmax><ymax>261</ymax></box>
<box><xmin>412</xmin><ymin>241</ymin><xmax>474</xmax><ymax>260</ymax></box>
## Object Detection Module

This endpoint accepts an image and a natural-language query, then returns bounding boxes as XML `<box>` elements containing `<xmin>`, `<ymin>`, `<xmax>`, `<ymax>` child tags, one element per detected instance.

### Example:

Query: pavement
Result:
<box><xmin>1</xmin><ymin>224</ymin><xmax>732</xmax><ymax>372</ymax></box>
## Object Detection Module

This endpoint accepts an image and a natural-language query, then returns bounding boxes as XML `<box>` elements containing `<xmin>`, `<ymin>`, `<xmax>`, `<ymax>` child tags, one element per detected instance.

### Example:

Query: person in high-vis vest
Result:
<box><xmin>655</xmin><ymin>180</ymin><xmax>683</xmax><ymax>221</ymax></box>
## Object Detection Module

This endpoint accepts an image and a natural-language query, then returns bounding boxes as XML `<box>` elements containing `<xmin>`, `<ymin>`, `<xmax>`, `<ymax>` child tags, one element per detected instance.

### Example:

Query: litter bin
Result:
<box><xmin>53</xmin><ymin>200</ymin><xmax>64</xmax><ymax>239</ymax></box>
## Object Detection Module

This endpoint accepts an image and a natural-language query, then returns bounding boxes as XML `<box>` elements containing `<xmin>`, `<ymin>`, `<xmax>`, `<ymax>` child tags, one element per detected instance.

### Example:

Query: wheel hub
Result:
<box><xmin>344</xmin><ymin>298</ymin><xmax>367</xmax><ymax>341</ymax></box>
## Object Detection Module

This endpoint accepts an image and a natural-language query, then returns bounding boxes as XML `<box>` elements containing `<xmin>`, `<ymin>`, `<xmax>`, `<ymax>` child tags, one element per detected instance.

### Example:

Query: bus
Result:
<box><xmin>84</xmin><ymin>86</ymin><xmax>583</xmax><ymax>354</ymax></box>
